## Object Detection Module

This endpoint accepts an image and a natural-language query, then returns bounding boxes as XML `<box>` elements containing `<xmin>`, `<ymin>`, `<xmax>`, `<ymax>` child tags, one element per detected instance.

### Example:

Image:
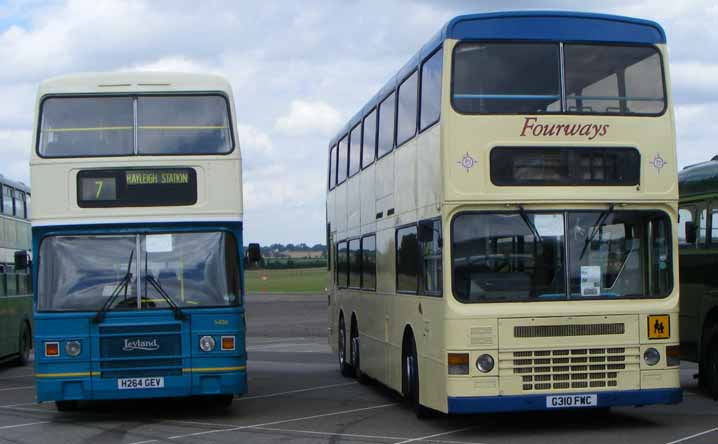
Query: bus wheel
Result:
<box><xmin>212</xmin><ymin>395</ymin><xmax>234</xmax><ymax>408</ymax></box>
<box><xmin>350</xmin><ymin>328</ymin><xmax>369</xmax><ymax>384</ymax></box>
<box><xmin>402</xmin><ymin>335</ymin><xmax>432</xmax><ymax>419</ymax></box>
<box><xmin>703</xmin><ymin>325</ymin><xmax>718</xmax><ymax>399</ymax></box>
<box><xmin>55</xmin><ymin>401</ymin><xmax>79</xmax><ymax>412</ymax></box>
<box><xmin>338</xmin><ymin>316</ymin><xmax>353</xmax><ymax>377</ymax></box>
<box><xmin>14</xmin><ymin>323</ymin><xmax>31</xmax><ymax>366</ymax></box>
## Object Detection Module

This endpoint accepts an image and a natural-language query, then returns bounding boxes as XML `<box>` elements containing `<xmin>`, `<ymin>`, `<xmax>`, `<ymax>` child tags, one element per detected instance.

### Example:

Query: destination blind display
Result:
<box><xmin>78</xmin><ymin>168</ymin><xmax>197</xmax><ymax>207</ymax></box>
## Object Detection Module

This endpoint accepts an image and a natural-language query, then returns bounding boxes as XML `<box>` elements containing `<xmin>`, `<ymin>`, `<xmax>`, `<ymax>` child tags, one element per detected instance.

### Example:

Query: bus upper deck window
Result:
<box><xmin>564</xmin><ymin>45</ymin><xmax>665</xmax><ymax>115</ymax></box>
<box><xmin>39</xmin><ymin>97</ymin><xmax>134</xmax><ymax>157</ymax></box>
<box><xmin>452</xmin><ymin>43</ymin><xmax>561</xmax><ymax>114</ymax></box>
<box><xmin>137</xmin><ymin>95</ymin><xmax>233</xmax><ymax>155</ymax></box>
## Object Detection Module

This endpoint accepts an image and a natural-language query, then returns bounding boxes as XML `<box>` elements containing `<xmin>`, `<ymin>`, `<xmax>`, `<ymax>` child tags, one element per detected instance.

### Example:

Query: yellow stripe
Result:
<box><xmin>138</xmin><ymin>125</ymin><xmax>227</xmax><ymax>130</ymax></box>
<box><xmin>35</xmin><ymin>372</ymin><xmax>99</xmax><ymax>378</ymax></box>
<box><xmin>182</xmin><ymin>366</ymin><xmax>246</xmax><ymax>373</ymax></box>
<box><xmin>44</xmin><ymin>126</ymin><xmax>133</xmax><ymax>132</ymax></box>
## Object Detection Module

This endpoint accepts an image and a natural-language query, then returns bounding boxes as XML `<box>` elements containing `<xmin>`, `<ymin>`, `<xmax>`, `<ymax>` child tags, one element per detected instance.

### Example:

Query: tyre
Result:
<box><xmin>702</xmin><ymin>325</ymin><xmax>718</xmax><ymax>399</ymax></box>
<box><xmin>402</xmin><ymin>334</ymin><xmax>432</xmax><ymax>419</ymax></box>
<box><xmin>351</xmin><ymin>327</ymin><xmax>369</xmax><ymax>384</ymax></box>
<box><xmin>338</xmin><ymin>316</ymin><xmax>353</xmax><ymax>377</ymax></box>
<box><xmin>14</xmin><ymin>322</ymin><xmax>31</xmax><ymax>366</ymax></box>
<box><xmin>211</xmin><ymin>394</ymin><xmax>234</xmax><ymax>408</ymax></box>
<box><xmin>55</xmin><ymin>401</ymin><xmax>79</xmax><ymax>412</ymax></box>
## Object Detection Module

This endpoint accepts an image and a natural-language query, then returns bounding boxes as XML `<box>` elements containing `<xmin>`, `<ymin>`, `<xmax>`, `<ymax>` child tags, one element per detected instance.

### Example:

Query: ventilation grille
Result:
<box><xmin>514</xmin><ymin>323</ymin><xmax>625</xmax><ymax>338</ymax></box>
<box><xmin>500</xmin><ymin>347</ymin><xmax>640</xmax><ymax>392</ymax></box>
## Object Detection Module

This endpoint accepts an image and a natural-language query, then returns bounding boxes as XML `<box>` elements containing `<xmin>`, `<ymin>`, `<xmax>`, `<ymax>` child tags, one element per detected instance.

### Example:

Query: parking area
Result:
<box><xmin>1</xmin><ymin>293</ymin><xmax>717</xmax><ymax>444</ymax></box>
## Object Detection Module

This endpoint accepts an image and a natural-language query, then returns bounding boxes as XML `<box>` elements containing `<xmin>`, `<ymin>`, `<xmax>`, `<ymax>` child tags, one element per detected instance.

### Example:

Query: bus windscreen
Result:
<box><xmin>38</xmin><ymin>95</ymin><xmax>233</xmax><ymax>157</ymax></box>
<box><xmin>37</xmin><ymin>232</ymin><xmax>240</xmax><ymax>311</ymax></box>
<box><xmin>451</xmin><ymin>210</ymin><xmax>672</xmax><ymax>303</ymax></box>
<box><xmin>452</xmin><ymin>43</ymin><xmax>665</xmax><ymax>115</ymax></box>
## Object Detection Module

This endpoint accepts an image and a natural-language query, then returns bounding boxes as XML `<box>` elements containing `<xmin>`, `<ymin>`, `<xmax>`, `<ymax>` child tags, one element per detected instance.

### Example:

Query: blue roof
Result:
<box><xmin>329</xmin><ymin>11</ymin><xmax>666</xmax><ymax>147</ymax></box>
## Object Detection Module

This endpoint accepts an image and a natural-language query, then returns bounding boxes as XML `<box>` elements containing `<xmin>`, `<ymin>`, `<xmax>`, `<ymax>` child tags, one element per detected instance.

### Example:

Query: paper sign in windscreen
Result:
<box><xmin>580</xmin><ymin>266</ymin><xmax>601</xmax><ymax>297</ymax></box>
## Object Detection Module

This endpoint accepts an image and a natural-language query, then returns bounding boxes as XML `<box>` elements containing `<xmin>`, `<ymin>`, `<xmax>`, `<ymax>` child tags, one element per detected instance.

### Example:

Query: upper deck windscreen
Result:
<box><xmin>452</xmin><ymin>43</ymin><xmax>665</xmax><ymax>115</ymax></box>
<box><xmin>38</xmin><ymin>95</ymin><xmax>233</xmax><ymax>157</ymax></box>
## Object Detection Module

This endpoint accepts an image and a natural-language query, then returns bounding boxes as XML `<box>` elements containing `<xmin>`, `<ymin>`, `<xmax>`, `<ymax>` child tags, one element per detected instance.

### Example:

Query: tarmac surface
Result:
<box><xmin>0</xmin><ymin>293</ymin><xmax>716</xmax><ymax>444</ymax></box>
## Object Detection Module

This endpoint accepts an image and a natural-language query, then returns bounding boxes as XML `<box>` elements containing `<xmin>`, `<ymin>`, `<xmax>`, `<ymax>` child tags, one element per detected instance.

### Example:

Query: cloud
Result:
<box><xmin>0</xmin><ymin>129</ymin><xmax>32</xmax><ymax>184</ymax></box>
<box><xmin>275</xmin><ymin>100</ymin><xmax>344</xmax><ymax>136</ymax></box>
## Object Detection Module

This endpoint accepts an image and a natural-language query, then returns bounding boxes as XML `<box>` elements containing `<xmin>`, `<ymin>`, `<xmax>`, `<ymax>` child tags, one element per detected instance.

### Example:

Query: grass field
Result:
<box><xmin>245</xmin><ymin>267</ymin><xmax>328</xmax><ymax>293</ymax></box>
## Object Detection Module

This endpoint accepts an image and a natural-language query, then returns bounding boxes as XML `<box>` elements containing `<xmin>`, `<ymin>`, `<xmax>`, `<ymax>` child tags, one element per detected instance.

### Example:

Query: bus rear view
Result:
<box><xmin>31</xmin><ymin>73</ymin><xmax>246</xmax><ymax>410</ymax></box>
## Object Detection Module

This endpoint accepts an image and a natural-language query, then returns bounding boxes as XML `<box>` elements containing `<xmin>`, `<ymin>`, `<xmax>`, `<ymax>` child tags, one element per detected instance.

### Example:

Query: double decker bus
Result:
<box><xmin>326</xmin><ymin>11</ymin><xmax>681</xmax><ymax>415</ymax></box>
<box><xmin>677</xmin><ymin>157</ymin><xmax>718</xmax><ymax>398</ymax></box>
<box><xmin>31</xmin><ymin>73</ymin><xmax>246</xmax><ymax>410</ymax></box>
<box><xmin>0</xmin><ymin>175</ymin><xmax>32</xmax><ymax>365</ymax></box>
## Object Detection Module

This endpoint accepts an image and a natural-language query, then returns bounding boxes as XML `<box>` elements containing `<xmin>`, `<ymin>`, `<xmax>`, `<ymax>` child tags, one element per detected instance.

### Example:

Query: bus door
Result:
<box><xmin>0</xmin><ymin>271</ymin><xmax>8</xmax><ymax>356</ymax></box>
<box><xmin>679</xmin><ymin>204</ymin><xmax>707</xmax><ymax>359</ymax></box>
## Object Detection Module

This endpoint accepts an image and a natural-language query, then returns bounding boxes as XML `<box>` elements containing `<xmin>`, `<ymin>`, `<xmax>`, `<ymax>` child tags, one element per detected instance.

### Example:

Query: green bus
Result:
<box><xmin>0</xmin><ymin>175</ymin><xmax>32</xmax><ymax>365</ymax></box>
<box><xmin>679</xmin><ymin>156</ymin><xmax>718</xmax><ymax>397</ymax></box>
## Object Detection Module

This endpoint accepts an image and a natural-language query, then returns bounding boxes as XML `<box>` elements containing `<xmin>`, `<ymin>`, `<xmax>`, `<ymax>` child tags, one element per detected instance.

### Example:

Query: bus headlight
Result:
<box><xmin>199</xmin><ymin>336</ymin><xmax>216</xmax><ymax>352</ymax></box>
<box><xmin>65</xmin><ymin>341</ymin><xmax>82</xmax><ymax>357</ymax></box>
<box><xmin>476</xmin><ymin>354</ymin><xmax>495</xmax><ymax>373</ymax></box>
<box><xmin>644</xmin><ymin>347</ymin><xmax>660</xmax><ymax>366</ymax></box>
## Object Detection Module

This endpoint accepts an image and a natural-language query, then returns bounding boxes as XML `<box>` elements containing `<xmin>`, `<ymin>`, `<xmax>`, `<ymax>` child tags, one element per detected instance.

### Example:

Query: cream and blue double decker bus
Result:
<box><xmin>31</xmin><ymin>73</ymin><xmax>246</xmax><ymax>410</ymax></box>
<box><xmin>327</xmin><ymin>11</ymin><xmax>681</xmax><ymax>415</ymax></box>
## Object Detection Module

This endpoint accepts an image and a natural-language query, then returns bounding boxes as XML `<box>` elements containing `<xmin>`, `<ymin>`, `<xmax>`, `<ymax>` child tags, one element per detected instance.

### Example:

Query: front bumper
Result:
<box><xmin>447</xmin><ymin>388</ymin><xmax>682</xmax><ymax>414</ymax></box>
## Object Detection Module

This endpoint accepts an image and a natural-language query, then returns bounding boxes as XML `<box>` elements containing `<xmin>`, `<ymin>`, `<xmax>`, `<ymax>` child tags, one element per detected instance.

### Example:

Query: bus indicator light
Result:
<box><xmin>448</xmin><ymin>353</ymin><xmax>469</xmax><ymax>375</ymax></box>
<box><xmin>221</xmin><ymin>336</ymin><xmax>236</xmax><ymax>351</ymax></box>
<box><xmin>45</xmin><ymin>342</ymin><xmax>60</xmax><ymax>357</ymax></box>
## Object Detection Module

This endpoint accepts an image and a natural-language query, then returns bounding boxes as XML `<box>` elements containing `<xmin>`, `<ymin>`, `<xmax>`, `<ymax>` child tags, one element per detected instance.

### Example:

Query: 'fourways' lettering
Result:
<box><xmin>520</xmin><ymin>117</ymin><xmax>609</xmax><ymax>140</ymax></box>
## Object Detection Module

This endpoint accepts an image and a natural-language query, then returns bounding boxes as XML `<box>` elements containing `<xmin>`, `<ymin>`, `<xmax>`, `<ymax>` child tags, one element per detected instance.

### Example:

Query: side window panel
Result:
<box><xmin>420</xmin><ymin>49</ymin><xmax>443</xmax><ymax>130</ymax></box>
<box><xmin>362</xmin><ymin>110</ymin><xmax>377</xmax><ymax>169</ymax></box>
<box><xmin>377</xmin><ymin>93</ymin><xmax>396</xmax><ymax>159</ymax></box>
<box><xmin>349</xmin><ymin>239</ymin><xmax>361</xmax><ymax>288</ymax></box>
<box><xmin>337</xmin><ymin>136</ymin><xmax>348</xmax><ymax>185</ymax></box>
<box><xmin>711</xmin><ymin>203</ymin><xmax>718</xmax><ymax>244</ymax></box>
<box><xmin>329</xmin><ymin>146</ymin><xmax>337</xmax><ymax>189</ymax></box>
<box><xmin>2</xmin><ymin>186</ymin><xmax>13</xmax><ymax>216</ymax></box>
<box><xmin>396</xmin><ymin>71</ymin><xmax>418</xmax><ymax>146</ymax></box>
<box><xmin>337</xmin><ymin>241</ymin><xmax>348</xmax><ymax>288</ymax></box>
<box><xmin>349</xmin><ymin>124</ymin><xmax>362</xmax><ymax>177</ymax></box>
<box><xmin>361</xmin><ymin>235</ymin><xmax>376</xmax><ymax>290</ymax></box>
<box><xmin>396</xmin><ymin>225</ymin><xmax>419</xmax><ymax>293</ymax></box>
<box><xmin>419</xmin><ymin>219</ymin><xmax>442</xmax><ymax>295</ymax></box>
<box><xmin>699</xmin><ymin>207</ymin><xmax>708</xmax><ymax>244</ymax></box>
<box><xmin>678</xmin><ymin>207</ymin><xmax>694</xmax><ymax>247</ymax></box>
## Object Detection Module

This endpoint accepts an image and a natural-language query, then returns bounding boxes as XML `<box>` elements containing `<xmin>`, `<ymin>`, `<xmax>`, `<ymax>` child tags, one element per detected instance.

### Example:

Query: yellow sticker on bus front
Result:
<box><xmin>648</xmin><ymin>314</ymin><xmax>670</xmax><ymax>339</ymax></box>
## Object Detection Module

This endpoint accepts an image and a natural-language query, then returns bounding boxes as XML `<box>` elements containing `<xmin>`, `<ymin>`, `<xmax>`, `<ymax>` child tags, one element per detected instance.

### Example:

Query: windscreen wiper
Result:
<box><xmin>518</xmin><ymin>205</ymin><xmax>542</xmax><ymax>243</ymax></box>
<box><xmin>145</xmin><ymin>275</ymin><xmax>187</xmax><ymax>321</ymax></box>
<box><xmin>93</xmin><ymin>249</ymin><xmax>134</xmax><ymax>324</ymax></box>
<box><xmin>578</xmin><ymin>203</ymin><xmax>615</xmax><ymax>260</ymax></box>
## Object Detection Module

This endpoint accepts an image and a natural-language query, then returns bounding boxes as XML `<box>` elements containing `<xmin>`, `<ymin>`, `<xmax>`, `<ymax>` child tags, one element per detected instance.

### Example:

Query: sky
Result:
<box><xmin>0</xmin><ymin>0</ymin><xmax>715</xmax><ymax>245</ymax></box>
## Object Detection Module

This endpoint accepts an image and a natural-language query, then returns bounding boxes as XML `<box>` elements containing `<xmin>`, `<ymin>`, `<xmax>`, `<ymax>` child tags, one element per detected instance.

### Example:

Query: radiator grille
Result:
<box><xmin>98</xmin><ymin>322</ymin><xmax>183</xmax><ymax>378</ymax></box>
<box><xmin>514</xmin><ymin>323</ymin><xmax>625</xmax><ymax>338</ymax></box>
<box><xmin>500</xmin><ymin>347</ymin><xmax>639</xmax><ymax>392</ymax></box>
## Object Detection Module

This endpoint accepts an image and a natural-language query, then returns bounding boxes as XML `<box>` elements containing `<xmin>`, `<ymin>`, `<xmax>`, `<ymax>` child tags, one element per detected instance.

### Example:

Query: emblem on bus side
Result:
<box><xmin>458</xmin><ymin>152</ymin><xmax>477</xmax><ymax>173</ymax></box>
<box><xmin>649</xmin><ymin>154</ymin><xmax>667</xmax><ymax>174</ymax></box>
<box><xmin>122</xmin><ymin>338</ymin><xmax>160</xmax><ymax>352</ymax></box>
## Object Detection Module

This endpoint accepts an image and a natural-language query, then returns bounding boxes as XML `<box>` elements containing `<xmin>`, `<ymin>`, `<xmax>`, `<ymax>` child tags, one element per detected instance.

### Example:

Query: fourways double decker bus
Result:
<box><xmin>31</xmin><ymin>73</ymin><xmax>246</xmax><ymax>410</ymax></box>
<box><xmin>326</xmin><ymin>12</ymin><xmax>681</xmax><ymax>415</ymax></box>
<box><xmin>0</xmin><ymin>175</ymin><xmax>33</xmax><ymax>365</ymax></box>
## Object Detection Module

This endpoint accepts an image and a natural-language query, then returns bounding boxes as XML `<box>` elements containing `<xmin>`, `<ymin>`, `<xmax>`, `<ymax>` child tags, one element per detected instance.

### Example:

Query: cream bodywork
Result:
<box><xmin>30</xmin><ymin>72</ymin><xmax>243</xmax><ymax>226</ymax></box>
<box><xmin>328</xmin><ymin>40</ymin><xmax>678</xmax><ymax>413</ymax></box>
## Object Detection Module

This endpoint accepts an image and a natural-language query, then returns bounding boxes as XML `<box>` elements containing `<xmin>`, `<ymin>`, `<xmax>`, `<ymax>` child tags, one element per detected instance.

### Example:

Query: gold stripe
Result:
<box><xmin>44</xmin><ymin>126</ymin><xmax>133</xmax><ymax>132</ymax></box>
<box><xmin>35</xmin><ymin>372</ymin><xmax>97</xmax><ymax>378</ymax></box>
<box><xmin>182</xmin><ymin>366</ymin><xmax>246</xmax><ymax>373</ymax></box>
<box><xmin>138</xmin><ymin>125</ymin><xmax>228</xmax><ymax>130</ymax></box>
